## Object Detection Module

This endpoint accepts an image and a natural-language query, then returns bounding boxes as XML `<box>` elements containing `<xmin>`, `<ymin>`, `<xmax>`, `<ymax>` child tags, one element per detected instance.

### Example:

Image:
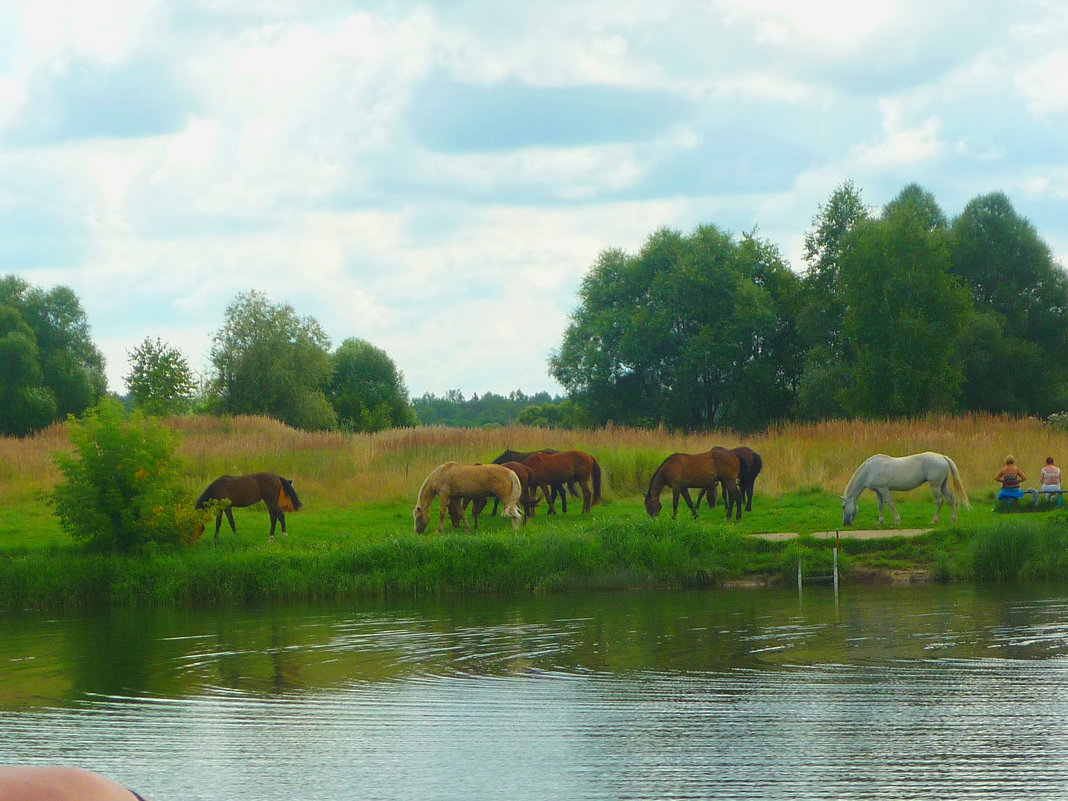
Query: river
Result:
<box><xmin>3</xmin><ymin>583</ymin><xmax>1068</xmax><ymax>799</ymax></box>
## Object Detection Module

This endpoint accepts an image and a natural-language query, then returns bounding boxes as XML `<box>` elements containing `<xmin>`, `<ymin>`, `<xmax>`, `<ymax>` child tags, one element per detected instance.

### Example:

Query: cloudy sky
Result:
<box><xmin>3</xmin><ymin>1</ymin><xmax>1068</xmax><ymax>399</ymax></box>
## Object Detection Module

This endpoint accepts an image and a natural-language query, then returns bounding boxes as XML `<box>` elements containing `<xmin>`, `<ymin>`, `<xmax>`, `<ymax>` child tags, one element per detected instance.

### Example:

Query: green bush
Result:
<box><xmin>51</xmin><ymin>399</ymin><xmax>206</xmax><ymax>552</ymax></box>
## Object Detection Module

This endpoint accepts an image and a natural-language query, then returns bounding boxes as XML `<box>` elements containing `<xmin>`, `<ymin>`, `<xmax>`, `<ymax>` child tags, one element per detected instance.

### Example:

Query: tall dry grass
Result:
<box><xmin>2</xmin><ymin>413</ymin><xmax>1064</xmax><ymax>508</ymax></box>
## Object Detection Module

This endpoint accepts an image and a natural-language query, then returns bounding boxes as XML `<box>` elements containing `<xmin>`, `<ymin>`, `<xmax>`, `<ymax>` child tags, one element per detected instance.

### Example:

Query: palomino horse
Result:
<box><xmin>645</xmin><ymin>449</ymin><xmax>742</xmax><ymax>520</ymax></box>
<box><xmin>523</xmin><ymin>450</ymin><xmax>601</xmax><ymax>514</ymax></box>
<box><xmin>447</xmin><ymin>461</ymin><xmax>540</xmax><ymax>528</ymax></box>
<box><xmin>842</xmin><ymin>452</ymin><xmax>970</xmax><ymax>527</ymax></box>
<box><xmin>195</xmin><ymin>472</ymin><xmax>302</xmax><ymax>542</ymax></box>
<box><xmin>414</xmin><ymin>461</ymin><xmax>523</xmax><ymax>534</ymax></box>
<box><xmin>491</xmin><ymin>448</ymin><xmax>574</xmax><ymax>514</ymax></box>
<box><xmin>697</xmin><ymin>446</ymin><xmax>763</xmax><ymax>512</ymax></box>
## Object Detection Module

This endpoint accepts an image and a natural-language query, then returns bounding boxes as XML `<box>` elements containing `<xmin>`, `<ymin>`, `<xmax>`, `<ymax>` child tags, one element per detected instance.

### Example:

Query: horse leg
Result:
<box><xmin>542</xmin><ymin>483</ymin><xmax>557</xmax><ymax>515</ymax></box>
<box><xmin>671</xmin><ymin>488</ymin><xmax>681</xmax><ymax>520</ymax></box>
<box><xmin>556</xmin><ymin>483</ymin><xmax>568</xmax><ymax>514</ymax></box>
<box><xmin>268</xmin><ymin>511</ymin><xmax>277</xmax><ymax>543</ymax></box>
<box><xmin>744</xmin><ymin>481</ymin><xmax>753</xmax><ymax>512</ymax></box>
<box><xmin>730</xmin><ymin>484</ymin><xmax>742</xmax><ymax>520</ymax></box>
<box><xmin>877</xmin><ymin>489</ymin><xmax>900</xmax><ymax>526</ymax></box>
<box><xmin>471</xmin><ymin>497</ymin><xmax>488</xmax><ymax>530</ymax></box>
<box><xmin>580</xmin><ymin>479</ymin><xmax>592</xmax><ymax>513</ymax></box>
<box><xmin>214</xmin><ymin>511</ymin><xmax>224</xmax><ymax>543</ymax></box>
<box><xmin>438</xmin><ymin>491</ymin><xmax>452</xmax><ymax>533</ymax></box>
<box><xmin>225</xmin><ymin>507</ymin><xmax>237</xmax><ymax>534</ymax></box>
<box><xmin>680</xmin><ymin>488</ymin><xmax>699</xmax><ymax>519</ymax></box>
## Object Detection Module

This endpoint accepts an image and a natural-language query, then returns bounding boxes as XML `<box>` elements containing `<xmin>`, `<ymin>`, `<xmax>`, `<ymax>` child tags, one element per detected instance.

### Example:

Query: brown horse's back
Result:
<box><xmin>198</xmin><ymin>473</ymin><xmax>281</xmax><ymax>509</ymax></box>
<box><xmin>523</xmin><ymin>450</ymin><xmax>600</xmax><ymax>512</ymax></box>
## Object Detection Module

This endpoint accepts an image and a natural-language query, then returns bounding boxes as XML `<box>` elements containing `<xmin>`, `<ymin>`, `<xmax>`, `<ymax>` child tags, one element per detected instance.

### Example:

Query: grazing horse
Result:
<box><xmin>447</xmin><ymin>461</ymin><xmax>540</xmax><ymax>528</ymax></box>
<box><xmin>490</xmin><ymin>448</ymin><xmax>574</xmax><ymax>514</ymax></box>
<box><xmin>523</xmin><ymin>450</ymin><xmax>601</xmax><ymax>514</ymax></box>
<box><xmin>195</xmin><ymin>472</ymin><xmax>302</xmax><ymax>542</ymax></box>
<box><xmin>645</xmin><ymin>449</ymin><xmax>742</xmax><ymax>520</ymax></box>
<box><xmin>414</xmin><ymin>462</ymin><xmax>523</xmax><ymax>534</ymax></box>
<box><xmin>698</xmin><ymin>446</ymin><xmax>763</xmax><ymax>512</ymax></box>
<box><xmin>842</xmin><ymin>452</ymin><xmax>971</xmax><ymax>527</ymax></box>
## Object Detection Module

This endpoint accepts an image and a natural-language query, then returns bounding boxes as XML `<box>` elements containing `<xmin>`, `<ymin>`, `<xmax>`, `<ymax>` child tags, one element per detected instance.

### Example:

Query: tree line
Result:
<box><xmin>551</xmin><ymin>181</ymin><xmax>1068</xmax><ymax>430</ymax></box>
<box><xmin>5</xmin><ymin>180</ymin><xmax>1066</xmax><ymax>437</ymax></box>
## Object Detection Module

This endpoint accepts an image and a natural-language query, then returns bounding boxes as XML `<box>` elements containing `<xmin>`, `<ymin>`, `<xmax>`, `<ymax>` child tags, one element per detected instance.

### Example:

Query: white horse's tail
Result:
<box><xmin>945</xmin><ymin>456</ymin><xmax>971</xmax><ymax>509</ymax></box>
<box><xmin>501</xmin><ymin>469</ymin><xmax>524</xmax><ymax>520</ymax></box>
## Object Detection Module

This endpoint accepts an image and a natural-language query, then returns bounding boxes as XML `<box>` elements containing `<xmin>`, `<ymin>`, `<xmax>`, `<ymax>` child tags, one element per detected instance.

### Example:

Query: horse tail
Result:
<box><xmin>592</xmin><ymin>458</ymin><xmax>602</xmax><ymax>506</ymax></box>
<box><xmin>502</xmin><ymin>468</ymin><xmax>523</xmax><ymax>519</ymax></box>
<box><xmin>280</xmin><ymin>477</ymin><xmax>303</xmax><ymax>511</ymax></box>
<box><xmin>945</xmin><ymin>456</ymin><xmax>971</xmax><ymax>509</ymax></box>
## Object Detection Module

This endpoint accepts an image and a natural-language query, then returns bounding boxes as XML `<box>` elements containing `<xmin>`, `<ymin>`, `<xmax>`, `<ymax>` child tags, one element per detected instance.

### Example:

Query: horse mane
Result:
<box><xmin>645</xmin><ymin>453</ymin><xmax>676</xmax><ymax>498</ymax></box>
<box><xmin>843</xmin><ymin>456</ymin><xmax>878</xmax><ymax>499</ymax></box>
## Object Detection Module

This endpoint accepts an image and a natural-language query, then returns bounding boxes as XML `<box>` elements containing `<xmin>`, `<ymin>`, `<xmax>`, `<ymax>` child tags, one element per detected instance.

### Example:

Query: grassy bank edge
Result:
<box><xmin>3</xmin><ymin>515</ymin><xmax>1067</xmax><ymax>608</ymax></box>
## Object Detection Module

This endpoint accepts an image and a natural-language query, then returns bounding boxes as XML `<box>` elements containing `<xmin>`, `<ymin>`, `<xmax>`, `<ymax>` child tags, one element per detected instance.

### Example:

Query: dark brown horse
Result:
<box><xmin>645</xmin><ymin>449</ymin><xmax>742</xmax><ymax>520</ymax></box>
<box><xmin>448</xmin><ymin>461</ymin><xmax>540</xmax><ymax>528</ymax></box>
<box><xmin>195</xmin><ymin>472</ymin><xmax>302</xmax><ymax>542</ymax></box>
<box><xmin>523</xmin><ymin>450</ymin><xmax>601</xmax><ymax>514</ymax></box>
<box><xmin>490</xmin><ymin>448</ymin><xmax>575</xmax><ymax>513</ymax></box>
<box><xmin>697</xmin><ymin>446</ymin><xmax>763</xmax><ymax>512</ymax></box>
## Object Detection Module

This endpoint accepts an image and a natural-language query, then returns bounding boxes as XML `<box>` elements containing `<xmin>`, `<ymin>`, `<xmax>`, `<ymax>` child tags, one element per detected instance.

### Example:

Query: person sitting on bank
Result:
<box><xmin>995</xmin><ymin>456</ymin><xmax>1028</xmax><ymax>501</ymax></box>
<box><xmin>1040</xmin><ymin>456</ymin><xmax>1062</xmax><ymax>499</ymax></box>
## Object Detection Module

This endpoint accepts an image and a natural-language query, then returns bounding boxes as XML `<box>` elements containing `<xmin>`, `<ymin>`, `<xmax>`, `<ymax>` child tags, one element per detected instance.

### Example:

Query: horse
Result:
<box><xmin>195</xmin><ymin>472</ymin><xmax>302</xmax><ymax>542</ymax></box>
<box><xmin>447</xmin><ymin>461</ymin><xmax>540</xmax><ymax>528</ymax></box>
<box><xmin>645</xmin><ymin>449</ymin><xmax>742</xmax><ymax>520</ymax></box>
<box><xmin>841</xmin><ymin>452</ymin><xmax>971</xmax><ymax>527</ymax></box>
<box><xmin>697</xmin><ymin>446</ymin><xmax>763</xmax><ymax>512</ymax></box>
<box><xmin>414</xmin><ymin>461</ymin><xmax>523</xmax><ymax>534</ymax></box>
<box><xmin>522</xmin><ymin>450</ymin><xmax>601</xmax><ymax>514</ymax></box>
<box><xmin>490</xmin><ymin>448</ymin><xmax>575</xmax><ymax>514</ymax></box>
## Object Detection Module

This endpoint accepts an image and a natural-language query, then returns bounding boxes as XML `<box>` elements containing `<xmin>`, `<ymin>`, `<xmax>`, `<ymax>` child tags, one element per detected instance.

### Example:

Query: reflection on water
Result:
<box><xmin>3</xmin><ymin>584</ymin><xmax>1068</xmax><ymax>799</ymax></box>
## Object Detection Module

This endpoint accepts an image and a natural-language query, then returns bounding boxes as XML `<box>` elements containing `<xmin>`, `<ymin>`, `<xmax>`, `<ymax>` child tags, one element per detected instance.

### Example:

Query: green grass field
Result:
<box><xmin>3</xmin><ymin>413</ymin><xmax>1068</xmax><ymax>607</ymax></box>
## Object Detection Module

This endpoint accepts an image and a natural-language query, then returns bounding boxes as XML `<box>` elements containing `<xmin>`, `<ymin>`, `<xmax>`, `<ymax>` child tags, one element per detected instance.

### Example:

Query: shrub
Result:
<box><xmin>51</xmin><ymin>399</ymin><xmax>207</xmax><ymax>552</ymax></box>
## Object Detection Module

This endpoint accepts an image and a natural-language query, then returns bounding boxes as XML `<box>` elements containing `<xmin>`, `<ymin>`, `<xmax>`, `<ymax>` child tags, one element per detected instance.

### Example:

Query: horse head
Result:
<box><xmin>841</xmin><ymin>495</ymin><xmax>857</xmax><ymax>526</ymax></box>
<box><xmin>413</xmin><ymin>505</ymin><xmax>430</xmax><ymax>533</ymax></box>
<box><xmin>644</xmin><ymin>494</ymin><xmax>662</xmax><ymax>518</ymax></box>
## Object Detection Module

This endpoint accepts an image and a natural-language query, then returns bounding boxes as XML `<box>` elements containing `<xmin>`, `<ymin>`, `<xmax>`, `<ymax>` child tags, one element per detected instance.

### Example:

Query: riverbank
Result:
<box><xmin>4</xmin><ymin>413</ymin><xmax>1068</xmax><ymax>607</ymax></box>
<box><xmin>2</xmin><ymin>495</ymin><xmax>1066</xmax><ymax>608</ymax></box>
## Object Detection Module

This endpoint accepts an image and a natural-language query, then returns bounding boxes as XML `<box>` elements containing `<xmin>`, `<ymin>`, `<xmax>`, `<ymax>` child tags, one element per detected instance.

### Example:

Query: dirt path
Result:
<box><xmin>752</xmin><ymin>528</ymin><xmax>930</xmax><ymax>542</ymax></box>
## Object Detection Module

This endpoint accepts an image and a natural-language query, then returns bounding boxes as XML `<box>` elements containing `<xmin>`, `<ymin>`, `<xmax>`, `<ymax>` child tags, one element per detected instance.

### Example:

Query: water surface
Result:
<box><xmin>3</xmin><ymin>584</ymin><xmax>1068</xmax><ymax>799</ymax></box>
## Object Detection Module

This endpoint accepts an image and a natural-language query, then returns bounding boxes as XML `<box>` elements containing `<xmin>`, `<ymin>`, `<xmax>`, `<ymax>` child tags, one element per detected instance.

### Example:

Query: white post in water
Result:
<box><xmin>797</xmin><ymin>554</ymin><xmax>803</xmax><ymax>592</ymax></box>
<box><xmin>833</xmin><ymin>530</ymin><xmax>840</xmax><ymax>606</ymax></box>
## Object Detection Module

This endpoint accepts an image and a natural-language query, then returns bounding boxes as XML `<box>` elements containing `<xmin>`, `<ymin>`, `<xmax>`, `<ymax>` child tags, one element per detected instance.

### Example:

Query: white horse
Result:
<box><xmin>842</xmin><ymin>452</ymin><xmax>970</xmax><ymax>527</ymax></box>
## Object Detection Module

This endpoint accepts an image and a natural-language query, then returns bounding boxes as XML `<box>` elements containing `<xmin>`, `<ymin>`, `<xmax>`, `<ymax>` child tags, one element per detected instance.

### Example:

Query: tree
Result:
<box><xmin>0</xmin><ymin>276</ymin><xmax>106</xmax><ymax>435</ymax></box>
<box><xmin>837</xmin><ymin>186</ymin><xmax>973</xmax><ymax>417</ymax></box>
<box><xmin>550</xmin><ymin>225</ymin><xmax>799</xmax><ymax>430</ymax></box>
<box><xmin>208</xmin><ymin>291</ymin><xmax>337</xmax><ymax>431</ymax></box>
<box><xmin>796</xmin><ymin>181</ymin><xmax>870</xmax><ymax>419</ymax></box>
<box><xmin>950</xmin><ymin>192</ymin><xmax>1068</xmax><ymax>414</ymax></box>
<box><xmin>51</xmin><ymin>399</ymin><xmax>206</xmax><ymax>551</ymax></box>
<box><xmin>328</xmin><ymin>338</ymin><xmax>416</xmax><ymax>431</ymax></box>
<box><xmin>125</xmin><ymin>337</ymin><xmax>197</xmax><ymax>416</ymax></box>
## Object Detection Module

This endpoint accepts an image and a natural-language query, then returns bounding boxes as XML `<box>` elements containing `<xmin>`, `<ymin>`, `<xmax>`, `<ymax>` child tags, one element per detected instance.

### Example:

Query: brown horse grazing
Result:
<box><xmin>415</xmin><ymin>462</ymin><xmax>523</xmax><ymax>534</ymax></box>
<box><xmin>490</xmin><ymin>449</ymin><xmax>574</xmax><ymax>514</ymax></box>
<box><xmin>697</xmin><ymin>446</ymin><xmax>763</xmax><ymax>512</ymax></box>
<box><xmin>644</xmin><ymin>450</ymin><xmax>742</xmax><ymax>520</ymax></box>
<box><xmin>448</xmin><ymin>461</ymin><xmax>540</xmax><ymax>528</ymax></box>
<box><xmin>523</xmin><ymin>450</ymin><xmax>601</xmax><ymax>514</ymax></box>
<box><xmin>195</xmin><ymin>472</ymin><xmax>302</xmax><ymax>542</ymax></box>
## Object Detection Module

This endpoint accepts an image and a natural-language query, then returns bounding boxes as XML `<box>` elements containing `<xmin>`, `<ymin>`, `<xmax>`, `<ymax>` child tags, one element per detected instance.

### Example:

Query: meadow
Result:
<box><xmin>2</xmin><ymin>412</ymin><xmax>1068</xmax><ymax>607</ymax></box>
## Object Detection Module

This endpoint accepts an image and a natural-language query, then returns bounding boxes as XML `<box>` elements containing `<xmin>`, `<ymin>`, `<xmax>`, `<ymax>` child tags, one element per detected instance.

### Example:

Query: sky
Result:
<box><xmin>3</xmin><ymin>0</ymin><xmax>1068</xmax><ymax>400</ymax></box>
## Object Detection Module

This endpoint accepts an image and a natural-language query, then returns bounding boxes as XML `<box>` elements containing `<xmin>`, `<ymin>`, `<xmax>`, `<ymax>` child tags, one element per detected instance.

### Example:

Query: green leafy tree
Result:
<box><xmin>515</xmin><ymin>399</ymin><xmax>592</xmax><ymax>429</ymax></box>
<box><xmin>329</xmin><ymin>338</ymin><xmax>416</xmax><ymax>431</ymax></box>
<box><xmin>51</xmin><ymin>399</ymin><xmax>207</xmax><ymax>551</ymax></box>
<box><xmin>550</xmin><ymin>225</ymin><xmax>799</xmax><ymax>430</ymax></box>
<box><xmin>837</xmin><ymin>186</ymin><xmax>973</xmax><ymax>417</ymax></box>
<box><xmin>0</xmin><ymin>276</ymin><xmax>106</xmax><ymax>434</ymax></box>
<box><xmin>950</xmin><ymin>192</ymin><xmax>1068</xmax><ymax>414</ymax></box>
<box><xmin>797</xmin><ymin>180</ymin><xmax>870</xmax><ymax>419</ymax></box>
<box><xmin>208</xmin><ymin>291</ymin><xmax>337</xmax><ymax>431</ymax></box>
<box><xmin>125</xmin><ymin>337</ymin><xmax>197</xmax><ymax>416</ymax></box>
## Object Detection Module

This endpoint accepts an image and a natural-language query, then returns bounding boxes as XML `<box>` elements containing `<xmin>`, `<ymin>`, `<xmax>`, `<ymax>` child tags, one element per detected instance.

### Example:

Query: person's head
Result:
<box><xmin>1006</xmin><ymin>456</ymin><xmax>1015</xmax><ymax>465</ymax></box>
<box><xmin>1047</xmin><ymin>456</ymin><xmax>1056</xmax><ymax>465</ymax></box>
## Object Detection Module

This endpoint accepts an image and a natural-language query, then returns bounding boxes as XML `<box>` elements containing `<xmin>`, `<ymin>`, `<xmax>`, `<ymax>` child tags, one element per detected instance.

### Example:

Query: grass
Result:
<box><xmin>3</xmin><ymin>412</ymin><xmax>1068</xmax><ymax>607</ymax></box>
